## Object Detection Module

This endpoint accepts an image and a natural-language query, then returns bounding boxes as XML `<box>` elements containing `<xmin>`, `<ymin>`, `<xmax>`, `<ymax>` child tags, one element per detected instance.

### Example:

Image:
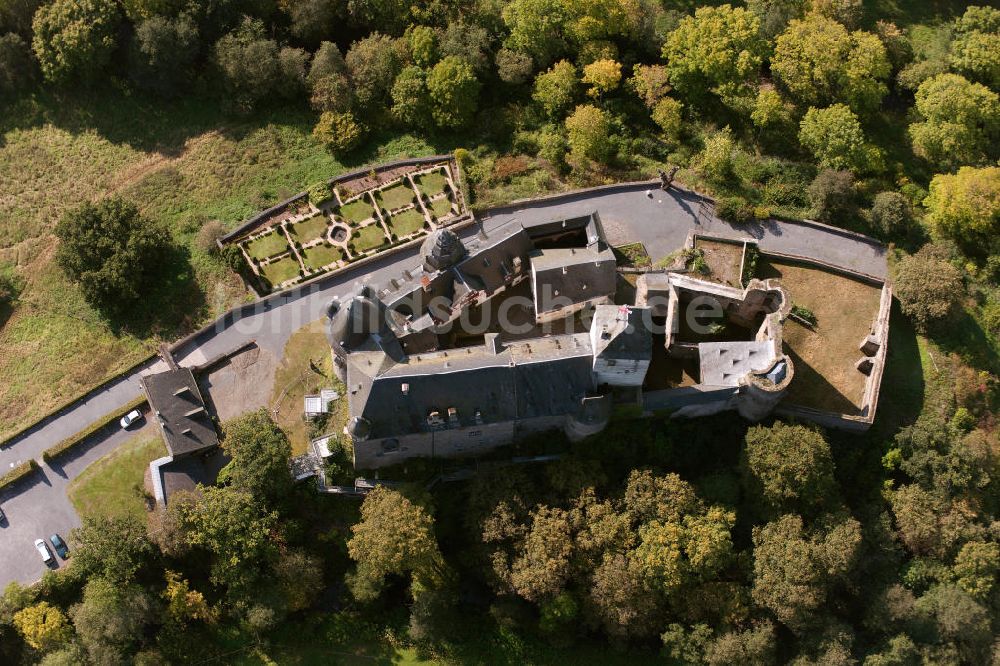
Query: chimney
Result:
<box><xmin>485</xmin><ymin>333</ymin><xmax>502</xmax><ymax>355</ymax></box>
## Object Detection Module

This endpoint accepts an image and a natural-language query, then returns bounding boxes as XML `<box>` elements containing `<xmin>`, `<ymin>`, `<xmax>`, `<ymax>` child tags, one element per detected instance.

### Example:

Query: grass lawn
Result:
<box><xmin>416</xmin><ymin>169</ymin><xmax>448</xmax><ymax>197</ymax></box>
<box><xmin>387</xmin><ymin>208</ymin><xmax>426</xmax><ymax>237</ymax></box>
<box><xmin>353</xmin><ymin>224</ymin><xmax>388</xmax><ymax>253</ymax></box>
<box><xmin>302</xmin><ymin>243</ymin><xmax>342</xmax><ymax>271</ymax></box>
<box><xmin>245</xmin><ymin>230</ymin><xmax>289</xmax><ymax>260</ymax></box>
<box><xmin>289</xmin><ymin>215</ymin><xmax>330</xmax><ymax>243</ymax></box>
<box><xmin>429</xmin><ymin>196</ymin><xmax>455</xmax><ymax>220</ymax></box>
<box><xmin>68</xmin><ymin>434</ymin><xmax>165</xmax><ymax>521</ymax></box>
<box><xmin>0</xmin><ymin>87</ymin><xmax>439</xmax><ymax>440</ymax></box>
<box><xmin>338</xmin><ymin>198</ymin><xmax>375</xmax><ymax>224</ymax></box>
<box><xmin>270</xmin><ymin>321</ymin><xmax>341</xmax><ymax>455</ymax></box>
<box><xmin>758</xmin><ymin>259</ymin><xmax>883</xmax><ymax>414</ymax></box>
<box><xmin>261</xmin><ymin>255</ymin><xmax>302</xmax><ymax>285</ymax></box>
<box><xmin>375</xmin><ymin>183</ymin><xmax>416</xmax><ymax>211</ymax></box>
<box><xmin>694</xmin><ymin>238</ymin><xmax>744</xmax><ymax>288</ymax></box>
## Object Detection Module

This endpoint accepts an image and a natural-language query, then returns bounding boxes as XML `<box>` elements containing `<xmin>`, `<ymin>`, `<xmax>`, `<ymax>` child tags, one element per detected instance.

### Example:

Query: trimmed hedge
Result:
<box><xmin>42</xmin><ymin>396</ymin><xmax>148</xmax><ymax>464</ymax></box>
<box><xmin>0</xmin><ymin>459</ymin><xmax>40</xmax><ymax>491</ymax></box>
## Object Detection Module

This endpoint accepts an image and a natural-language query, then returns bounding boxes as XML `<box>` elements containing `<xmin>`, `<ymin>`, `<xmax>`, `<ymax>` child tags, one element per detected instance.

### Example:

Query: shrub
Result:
<box><xmin>308</xmin><ymin>182</ymin><xmax>333</xmax><ymax>206</ymax></box>
<box><xmin>313</xmin><ymin>111</ymin><xmax>364</xmax><ymax>155</ymax></box>
<box><xmin>699</xmin><ymin>128</ymin><xmax>736</xmax><ymax>186</ymax></box>
<box><xmin>893</xmin><ymin>245</ymin><xmax>964</xmax><ymax>332</ymax></box>
<box><xmin>716</xmin><ymin>196</ymin><xmax>754</xmax><ymax>225</ymax></box>
<box><xmin>195</xmin><ymin>220</ymin><xmax>226</xmax><ymax>254</ymax></box>
<box><xmin>651</xmin><ymin>97</ymin><xmax>683</xmax><ymax>144</ymax></box>
<box><xmin>791</xmin><ymin>304</ymin><xmax>817</xmax><ymax>326</ymax></box>
<box><xmin>42</xmin><ymin>397</ymin><xmax>148</xmax><ymax>463</ymax></box>
<box><xmin>807</xmin><ymin>169</ymin><xmax>857</xmax><ymax>224</ymax></box>
<box><xmin>0</xmin><ymin>459</ymin><xmax>39</xmax><ymax>491</ymax></box>
<box><xmin>868</xmin><ymin>191</ymin><xmax>916</xmax><ymax>240</ymax></box>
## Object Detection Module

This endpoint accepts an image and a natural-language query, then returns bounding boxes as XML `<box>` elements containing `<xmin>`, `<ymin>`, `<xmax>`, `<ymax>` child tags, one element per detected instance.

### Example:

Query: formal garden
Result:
<box><xmin>231</xmin><ymin>160</ymin><xmax>464</xmax><ymax>291</ymax></box>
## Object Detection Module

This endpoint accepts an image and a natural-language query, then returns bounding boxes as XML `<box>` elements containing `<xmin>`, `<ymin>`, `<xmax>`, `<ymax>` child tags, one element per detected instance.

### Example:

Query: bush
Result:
<box><xmin>42</xmin><ymin>397</ymin><xmax>148</xmax><ymax>464</ymax></box>
<box><xmin>0</xmin><ymin>459</ymin><xmax>39</xmax><ymax>491</ymax></box>
<box><xmin>893</xmin><ymin>245</ymin><xmax>964</xmax><ymax>332</ymax></box>
<box><xmin>195</xmin><ymin>220</ymin><xmax>226</xmax><ymax>254</ymax></box>
<box><xmin>791</xmin><ymin>304</ymin><xmax>817</xmax><ymax>326</ymax></box>
<box><xmin>716</xmin><ymin>196</ymin><xmax>754</xmax><ymax>225</ymax></box>
<box><xmin>699</xmin><ymin>128</ymin><xmax>737</xmax><ymax>186</ymax></box>
<box><xmin>868</xmin><ymin>191</ymin><xmax>916</xmax><ymax>240</ymax></box>
<box><xmin>313</xmin><ymin>111</ymin><xmax>364</xmax><ymax>155</ymax></box>
<box><xmin>807</xmin><ymin>169</ymin><xmax>857</xmax><ymax>224</ymax></box>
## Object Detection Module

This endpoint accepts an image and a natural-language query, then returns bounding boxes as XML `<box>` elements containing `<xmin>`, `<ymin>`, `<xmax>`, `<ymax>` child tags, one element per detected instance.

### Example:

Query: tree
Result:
<box><xmin>391</xmin><ymin>65</ymin><xmax>432</xmax><ymax>129</ymax></box>
<box><xmin>180</xmin><ymin>486</ymin><xmax>280</xmax><ymax>594</ymax></box>
<box><xmin>533</xmin><ymin>60</ymin><xmax>578</xmax><ymax>119</ymax></box>
<box><xmin>746</xmin><ymin>0</ymin><xmax>806</xmax><ymax>39</ymax></box>
<box><xmin>949</xmin><ymin>6</ymin><xmax>1000</xmax><ymax>88</ymax></box>
<box><xmin>0</xmin><ymin>32</ymin><xmax>32</xmax><ymax>97</ymax></box>
<box><xmin>426</xmin><ymin>55</ymin><xmax>480</xmax><ymax>128</ymax></box>
<box><xmin>892</xmin><ymin>246</ymin><xmax>964</xmax><ymax>332</ymax></box>
<box><xmin>771</xmin><ymin>14</ymin><xmax>890</xmax><ymax>113</ymax></box>
<box><xmin>868</xmin><ymin>191</ymin><xmax>916</xmax><ymax>240</ymax></box>
<box><xmin>347</xmin><ymin>487</ymin><xmax>447</xmax><ymax>601</ymax></box>
<box><xmin>70</xmin><ymin>578</ymin><xmax>157</xmax><ymax>660</ymax></box>
<box><xmin>406</xmin><ymin>25</ymin><xmax>437</xmax><ymax>67</ymax></box>
<box><xmin>565</xmin><ymin>104</ymin><xmax>613</xmax><ymax>162</ymax></box>
<box><xmin>313</xmin><ymin>111</ymin><xmax>363</xmax><ymax>155</ymax></box>
<box><xmin>218</xmin><ymin>409</ymin><xmax>292</xmax><ymax>505</ymax></box>
<box><xmin>308</xmin><ymin>42</ymin><xmax>352</xmax><ymax>113</ymax></box>
<box><xmin>925</xmin><ymin>166</ymin><xmax>1000</xmax><ymax>254</ymax></box>
<box><xmin>908</xmin><ymin>74</ymin><xmax>999</xmax><ymax>170</ymax></box>
<box><xmin>502</xmin><ymin>0</ymin><xmax>568</xmax><ymax>69</ymax></box>
<box><xmin>914</xmin><ymin>585</ymin><xmax>992</xmax><ymax>664</ymax></box>
<box><xmin>798</xmin><ymin>104</ymin><xmax>881</xmax><ymax>173</ymax></box>
<box><xmin>162</xmin><ymin>571</ymin><xmax>214</xmax><ymax>625</ymax></box>
<box><xmin>588</xmin><ymin>553</ymin><xmax>663</xmax><ymax>641</ymax></box>
<box><xmin>213</xmin><ymin>17</ymin><xmax>286</xmax><ymax>112</ymax></box>
<box><xmin>705</xmin><ymin>622</ymin><xmax>778</xmax><ymax>665</ymax></box>
<box><xmin>652</xmin><ymin>97</ymin><xmax>683</xmax><ymax>144</ymax></box>
<box><xmin>129</xmin><ymin>14</ymin><xmax>199</xmax><ymax>98</ymax></box>
<box><xmin>278</xmin><ymin>46</ymin><xmax>309</xmax><ymax>98</ymax></box>
<box><xmin>751</xmin><ymin>87</ymin><xmax>792</xmax><ymax>130</ymax></box>
<box><xmin>661</xmin><ymin>4</ymin><xmax>766</xmax><ymax>102</ymax></box>
<box><xmin>344</xmin><ymin>33</ymin><xmax>403</xmax><ymax>113</ymax></box>
<box><xmin>807</xmin><ymin>169</ymin><xmax>857</xmax><ymax>224</ymax></box>
<box><xmin>13</xmin><ymin>602</ymin><xmax>72</xmax><ymax>652</ymax></box>
<box><xmin>953</xmin><ymin>540</ymin><xmax>1000</xmax><ymax>601</ymax></box>
<box><xmin>439</xmin><ymin>20</ymin><xmax>492</xmax><ymax>74</ymax></box>
<box><xmin>496</xmin><ymin>47</ymin><xmax>533</xmax><ymax>85</ymax></box>
<box><xmin>509</xmin><ymin>506</ymin><xmax>575</xmax><ymax>602</ymax></box>
<box><xmin>284</xmin><ymin>0</ymin><xmax>341</xmax><ymax>47</ymax></box>
<box><xmin>273</xmin><ymin>549</ymin><xmax>322</xmax><ymax>612</ymax></box>
<box><xmin>54</xmin><ymin>197</ymin><xmax>171</xmax><ymax>319</ymax></box>
<box><xmin>629</xmin><ymin>63</ymin><xmax>671</xmax><ymax>108</ymax></box>
<box><xmin>70</xmin><ymin>514</ymin><xmax>153</xmax><ymax>585</ymax></box>
<box><xmin>698</xmin><ymin>128</ymin><xmax>737</xmax><ymax>186</ymax></box>
<box><xmin>582</xmin><ymin>58</ymin><xmax>621</xmax><ymax>98</ymax></box>
<box><xmin>810</xmin><ymin>0</ymin><xmax>863</xmax><ymax>29</ymax></box>
<box><xmin>751</xmin><ymin>514</ymin><xmax>861</xmax><ymax>633</ymax></box>
<box><xmin>633</xmin><ymin>507</ymin><xmax>735</xmax><ymax>593</ymax></box>
<box><xmin>31</xmin><ymin>0</ymin><xmax>120</xmax><ymax>83</ymax></box>
<box><xmin>743</xmin><ymin>422</ymin><xmax>836</xmax><ymax>514</ymax></box>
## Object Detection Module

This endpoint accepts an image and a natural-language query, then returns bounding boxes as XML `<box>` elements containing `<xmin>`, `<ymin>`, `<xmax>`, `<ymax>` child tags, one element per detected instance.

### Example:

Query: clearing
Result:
<box><xmin>758</xmin><ymin>259</ymin><xmax>883</xmax><ymax>414</ymax></box>
<box><xmin>68</xmin><ymin>434</ymin><xmax>166</xmax><ymax>521</ymax></box>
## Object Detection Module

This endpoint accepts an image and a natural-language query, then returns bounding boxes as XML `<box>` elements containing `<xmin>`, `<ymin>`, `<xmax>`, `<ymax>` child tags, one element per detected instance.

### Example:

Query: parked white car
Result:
<box><xmin>119</xmin><ymin>409</ymin><xmax>143</xmax><ymax>429</ymax></box>
<box><xmin>34</xmin><ymin>538</ymin><xmax>53</xmax><ymax>564</ymax></box>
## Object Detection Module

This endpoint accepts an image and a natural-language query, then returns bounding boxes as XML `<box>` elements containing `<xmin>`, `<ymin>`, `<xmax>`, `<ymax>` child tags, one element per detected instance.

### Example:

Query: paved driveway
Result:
<box><xmin>0</xmin><ymin>182</ymin><xmax>888</xmax><ymax>589</ymax></box>
<box><xmin>0</xmin><ymin>415</ymin><xmax>154</xmax><ymax>586</ymax></box>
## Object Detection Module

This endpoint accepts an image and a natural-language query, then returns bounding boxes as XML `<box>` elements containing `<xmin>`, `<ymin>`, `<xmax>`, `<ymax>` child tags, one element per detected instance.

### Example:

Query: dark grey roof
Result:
<box><xmin>421</xmin><ymin>228</ymin><xmax>466</xmax><ymax>271</ymax></box>
<box><xmin>141</xmin><ymin>368</ymin><xmax>219</xmax><ymax>457</ymax></box>
<box><xmin>454</xmin><ymin>227</ymin><xmax>533</xmax><ymax>293</ymax></box>
<box><xmin>160</xmin><ymin>448</ymin><xmax>230</xmax><ymax>499</ymax></box>
<box><xmin>327</xmin><ymin>286</ymin><xmax>397</xmax><ymax>354</ymax></box>
<box><xmin>346</xmin><ymin>333</ymin><xmax>595</xmax><ymax>439</ymax></box>
<box><xmin>530</xmin><ymin>246</ymin><xmax>617</xmax><ymax>316</ymax></box>
<box><xmin>592</xmin><ymin>305</ymin><xmax>653</xmax><ymax>361</ymax></box>
<box><xmin>523</xmin><ymin>211</ymin><xmax>607</xmax><ymax>250</ymax></box>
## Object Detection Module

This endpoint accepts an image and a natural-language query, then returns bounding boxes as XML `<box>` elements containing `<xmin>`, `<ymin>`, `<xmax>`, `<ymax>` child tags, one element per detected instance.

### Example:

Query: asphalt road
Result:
<box><xmin>0</xmin><ymin>183</ymin><xmax>888</xmax><ymax>588</ymax></box>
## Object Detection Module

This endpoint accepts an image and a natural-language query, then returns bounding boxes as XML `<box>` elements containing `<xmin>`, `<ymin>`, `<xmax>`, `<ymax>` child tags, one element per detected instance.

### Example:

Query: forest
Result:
<box><xmin>1</xmin><ymin>0</ymin><xmax>1000</xmax><ymax>663</ymax></box>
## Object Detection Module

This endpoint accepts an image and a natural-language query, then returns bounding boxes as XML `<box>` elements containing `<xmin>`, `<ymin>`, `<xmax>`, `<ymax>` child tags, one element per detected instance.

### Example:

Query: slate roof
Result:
<box><xmin>699</xmin><ymin>341</ymin><xmax>777</xmax><ymax>386</ymax></box>
<box><xmin>141</xmin><ymin>368</ymin><xmax>219</xmax><ymax>457</ymax></box>
<box><xmin>530</xmin><ymin>246</ymin><xmax>617</xmax><ymax>316</ymax></box>
<box><xmin>346</xmin><ymin>333</ymin><xmax>595</xmax><ymax>439</ymax></box>
<box><xmin>454</xmin><ymin>227</ymin><xmax>533</xmax><ymax>293</ymax></box>
<box><xmin>592</xmin><ymin>305</ymin><xmax>653</xmax><ymax>360</ymax></box>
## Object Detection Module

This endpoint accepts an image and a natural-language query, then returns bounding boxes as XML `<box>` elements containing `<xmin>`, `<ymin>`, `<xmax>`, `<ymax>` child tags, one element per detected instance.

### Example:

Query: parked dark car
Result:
<box><xmin>49</xmin><ymin>534</ymin><xmax>69</xmax><ymax>559</ymax></box>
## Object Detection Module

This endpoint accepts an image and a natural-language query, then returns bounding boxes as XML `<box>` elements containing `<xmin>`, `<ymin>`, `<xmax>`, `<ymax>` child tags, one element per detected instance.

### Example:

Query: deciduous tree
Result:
<box><xmin>70</xmin><ymin>514</ymin><xmax>153</xmax><ymax>585</ymax></box>
<box><xmin>218</xmin><ymin>409</ymin><xmax>292</xmax><ymax>505</ymax></box>
<box><xmin>908</xmin><ymin>74</ymin><xmax>999</xmax><ymax>170</ymax></box>
<box><xmin>427</xmin><ymin>55</ymin><xmax>480</xmax><ymax>128</ymax></box>
<box><xmin>344</xmin><ymin>32</ymin><xmax>403</xmax><ymax>113</ymax></box>
<box><xmin>582</xmin><ymin>58</ymin><xmax>621</xmax><ymax>98</ymax></box>
<box><xmin>925</xmin><ymin>166</ymin><xmax>1000</xmax><ymax>254</ymax></box>
<box><xmin>31</xmin><ymin>0</ymin><xmax>120</xmax><ymax>83</ymax></box>
<box><xmin>565</xmin><ymin>104</ymin><xmax>613</xmax><ymax>162</ymax></box>
<box><xmin>313</xmin><ymin>111</ymin><xmax>364</xmax><ymax>154</ymax></box>
<box><xmin>13</xmin><ymin>602</ymin><xmax>71</xmax><ymax>652</ymax></box>
<box><xmin>129</xmin><ymin>14</ymin><xmax>199</xmax><ymax>97</ymax></box>
<box><xmin>891</xmin><ymin>246</ymin><xmax>964</xmax><ymax>332</ymax></box>
<box><xmin>798</xmin><ymin>104</ymin><xmax>881</xmax><ymax>173</ymax></box>
<box><xmin>0</xmin><ymin>31</ymin><xmax>32</xmax><ymax>97</ymax></box>
<box><xmin>743</xmin><ymin>422</ymin><xmax>837</xmax><ymax>514</ymax></box>
<box><xmin>533</xmin><ymin>60</ymin><xmax>579</xmax><ymax>119</ymax></box>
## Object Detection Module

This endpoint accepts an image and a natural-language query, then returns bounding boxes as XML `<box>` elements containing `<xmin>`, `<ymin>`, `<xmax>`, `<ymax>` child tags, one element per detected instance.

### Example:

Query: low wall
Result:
<box><xmin>220</xmin><ymin>154</ymin><xmax>458</xmax><ymax>243</ymax></box>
